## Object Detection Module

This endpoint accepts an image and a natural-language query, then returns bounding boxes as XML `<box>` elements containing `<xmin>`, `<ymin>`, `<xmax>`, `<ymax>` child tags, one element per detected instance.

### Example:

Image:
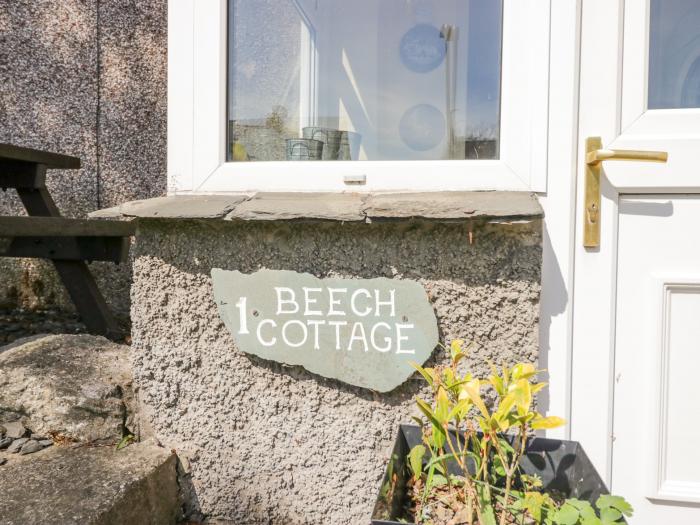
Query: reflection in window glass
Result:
<box><xmin>227</xmin><ymin>0</ymin><xmax>503</xmax><ymax>162</ymax></box>
<box><xmin>649</xmin><ymin>0</ymin><xmax>700</xmax><ymax>109</ymax></box>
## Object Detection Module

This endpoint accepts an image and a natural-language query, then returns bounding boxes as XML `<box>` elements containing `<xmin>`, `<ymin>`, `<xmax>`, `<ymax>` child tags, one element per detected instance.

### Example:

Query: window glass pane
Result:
<box><xmin>649</xmin><ymin>0</ymin><xmax>700</xmax><ymax>109</ymax></box>
<box><xmin>227</xmin><ymin>0</ymin><xmax>503</xmax><ymax>162</ymax></box>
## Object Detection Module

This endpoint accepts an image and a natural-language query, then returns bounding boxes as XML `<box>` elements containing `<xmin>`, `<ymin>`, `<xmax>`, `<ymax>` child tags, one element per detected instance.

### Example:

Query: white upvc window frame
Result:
<box><xmin>168</xmin><ymin>0</ymin><xmax>551</xmax><ymax>194</ymax></box>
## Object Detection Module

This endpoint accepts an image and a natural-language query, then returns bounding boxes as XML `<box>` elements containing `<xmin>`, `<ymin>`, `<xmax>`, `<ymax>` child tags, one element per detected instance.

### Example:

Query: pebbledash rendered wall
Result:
<box><xmin>126</xmin><ymin>193</ymin><xmax>544</xmax><ymax>524</ymax></box>
<box><xmin>0</xmin><ymin>0</ymin><xmax>166</xmax><ymax>315</ymax></box>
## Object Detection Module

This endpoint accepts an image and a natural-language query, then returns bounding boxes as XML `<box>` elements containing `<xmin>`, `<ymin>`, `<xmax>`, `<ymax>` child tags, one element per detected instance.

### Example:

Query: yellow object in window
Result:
<box><xmin>231</xmin><ymin>142</ymin><xmax>249</xmax><ymax>162</ymax></box>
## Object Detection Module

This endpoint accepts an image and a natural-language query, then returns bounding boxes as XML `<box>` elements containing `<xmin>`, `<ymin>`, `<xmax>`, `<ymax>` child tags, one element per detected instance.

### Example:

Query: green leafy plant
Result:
<box><xmin>116</xmin><ymin>434</ymin><xmax>135</xmax><ymax>451</ymax></box>
<box><xmin>404</xmin><ymin>340</ymin><xmax>633</xmax><ymax>525</ymax></box>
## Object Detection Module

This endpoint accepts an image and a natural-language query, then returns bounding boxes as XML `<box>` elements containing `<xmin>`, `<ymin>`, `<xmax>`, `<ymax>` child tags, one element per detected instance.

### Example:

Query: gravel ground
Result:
<box><xmin>0</xmin><ymin>308</ymin><xmax>131</xmax><ymax>346</ymax></box>
<box><xmin>0</xmin><ymin>308</ymin><xmax>87</xmax><ymax>345</ymax></box>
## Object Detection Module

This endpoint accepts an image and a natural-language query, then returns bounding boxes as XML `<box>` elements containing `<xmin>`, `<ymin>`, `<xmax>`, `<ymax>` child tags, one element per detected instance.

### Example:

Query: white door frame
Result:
<box><xmin>570</xmin><ymin>0</ymin><xmax>700</xmax><ymax>484</ymax></box>
<box><xmin>569</xmin><ymin>0</ymin><xmax>625</xmax><ymax>483</ymax></box>
<box><xmin>537</xmin><ymin>0</ymin><xmax>582</xmax><ymax>442</ymax></box>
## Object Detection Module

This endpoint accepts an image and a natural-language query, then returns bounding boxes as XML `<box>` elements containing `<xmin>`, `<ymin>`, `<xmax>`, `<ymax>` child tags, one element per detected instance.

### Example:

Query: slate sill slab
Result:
<box><xmin>90</xmin><ymin>191</ymin><xmax>543</xmax><ymax>224</ymax></box>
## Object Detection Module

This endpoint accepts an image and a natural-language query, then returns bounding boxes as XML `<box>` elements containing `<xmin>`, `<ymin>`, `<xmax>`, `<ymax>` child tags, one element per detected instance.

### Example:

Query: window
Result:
<box><xmin>168</xmin><ymin>0</ymin><xmax>550</xmax><ymax>193</ymax></box>
<box><xmin>227</xmin><ymin>0</ymin><xmax>502</xmax><ymax>162</ymax></box>
<box><xmin>649</xmin><ymin>0</ymin><xmax>700</xmax><ymax>109</ymax></box>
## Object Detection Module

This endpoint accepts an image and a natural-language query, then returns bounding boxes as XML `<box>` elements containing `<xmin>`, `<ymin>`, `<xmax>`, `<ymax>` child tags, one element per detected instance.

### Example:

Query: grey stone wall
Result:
<box><xmin>0</xmin><ymin>0</ymin><xmax>166</xmax><ymax>315</ymax></box>
<box><xmin>131</xmin><ymin>218</ymin><xmax>542</xmax><ymax>524</ymax></box>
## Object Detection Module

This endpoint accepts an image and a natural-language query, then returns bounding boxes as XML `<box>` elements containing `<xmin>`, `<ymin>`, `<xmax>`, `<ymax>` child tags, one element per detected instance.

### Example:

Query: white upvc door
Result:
<box><xmin>572</xmin><ymin>0</ymin><xmax>700</xmax><ymax>522</ymax></box>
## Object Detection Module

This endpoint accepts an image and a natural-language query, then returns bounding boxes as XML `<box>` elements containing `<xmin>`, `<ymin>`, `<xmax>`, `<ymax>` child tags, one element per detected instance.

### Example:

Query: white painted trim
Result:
<box><xmin>648</xmin><ymin>278</ymin><xmax>700</xmax><ymax>504</ymax></box>
<box><xmin>297</xmin><ymin>5</ymin><xmax>318</xmax><ymax>134</ymax></box>
<box><xmin>609</xmin><ymin>1</ymin><xmax>700</xmax><ymax>192</ymax></box>
<box><xmin>192</xmin><ymin>0</ymin><xmax>227</xmax><ymax>185</ymax></box>
<box><xmin>167</xmin><ymin>0</ymin><xmax>195</xmax><ymax>193</ymax></box>
<box><xmin>193</xmin><ymin>160</ymin><xmax>529</xmax><ymax>193</ymax></box>
<box><xmin>570</xmin><ymin>0</ymin><xmax>625</xmax><ymax>483</ymax></box>
<box><xmin>536</xmin><ymin>0</ymin><xmax>581</xmax><ymax>440</ymax></box>
<box><xmin>168</xmin><ymin>0</ymin><xmax>552</xmax><ymax>194</ymax></box>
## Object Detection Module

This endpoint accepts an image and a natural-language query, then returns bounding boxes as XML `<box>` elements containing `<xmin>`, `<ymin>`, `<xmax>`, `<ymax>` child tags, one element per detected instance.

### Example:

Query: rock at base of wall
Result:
<box><xmin>0</xmin><ymin>334</ymin><xmax>134</xmax><ymax>442</ymax></box>
<box><xmin>0</xmin><ymin>443</ymin><xmax>181</xmax><ymax>525</ymax></box>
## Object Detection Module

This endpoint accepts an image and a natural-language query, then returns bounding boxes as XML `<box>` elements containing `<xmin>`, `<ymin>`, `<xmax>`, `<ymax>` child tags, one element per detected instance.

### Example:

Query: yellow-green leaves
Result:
<box><xmin>518</xmin><ymin>491</ymin><xmax>557</xmax><ymax>523</ymax></box>
<box><xmin>406</xmin><ymin>341</ymin><xmax>631</xmax><ymax>525</ymax></box>
<box><xmin>492</xmin><ymin>391</ymin><xmax>518</xmax><ymax>431</ymax></box>
<box><xmin>485</xmin><ymin>377</ymin><xmax>536</xmax><ymax>431</ymax></box>
<box><xmin>410</xmin><ymin>361</ymin><xmax>438</xmax><ymax>389</ymax></box>
<box><xmin>554</xmin><ymin>497</ymin><xmax>633</xmax><ymax>525</ymax></box>
<box><xmin>531</xmin><ymin>381</ymin><xmax>547</xmax><ymax>394</ymax></box>
<box><xmin>416</xmin><ymin>398</ymin><xmax>442</xmax><ymax>428</ymax></box>
<box><xmin>488</xmin><ymin>371</ymin><xmax>506</xmax><ymax>397</ymax></box>
<box><xmin>408</xmin><ymin>444</ymin><xmax>426</xmax><ymax>480</ymax></box>
<box><xmin>442</xmin><ymin>367</ymin><xmax>456</xmax><ymax>388</ymax></box>
<box><xmin>416</xmin><ymin>396</ymin><xmax>447</xmax><ymax>449</ymax></box>
<box><xmin>531</xmin><ymin>415</ymin><xmax>566</xmax><ymax>430</ymax></box>
<box><xmin>447</xmin><ymin>398</ymin><xmax>473</xmax><ymax>422</ymax></box>
<box><xmin>450</xmin><ymin>339</ymin><xmax>465</xmax><ymax>359</ymax></box>
<box><xmin>476</xmin><ymin>483</ymin><xmax>498</xmax><ymax>525</ymax></box>
<box><xmin>464</xmin><ymin>379</ymin><xmax>490</xmax><ymax>420</ymax></box>
<box><xmin>511</xmin><ymin>363</ymin><xmax>537</xmax><ymax>381</ymax></box>
<box><xmin>435</xmin><ymin>387</ymin><xmax>450</xmax><ymax>425</ymax></box>
<box><xmin>596</xmin><ymin>494</ymin><xmax>633</xmax><ymax>518</ymax></box>
<box><xmin>511</xmin><ymin>378</ymin><xmax>533</xmax><ymax>417</ymax></box>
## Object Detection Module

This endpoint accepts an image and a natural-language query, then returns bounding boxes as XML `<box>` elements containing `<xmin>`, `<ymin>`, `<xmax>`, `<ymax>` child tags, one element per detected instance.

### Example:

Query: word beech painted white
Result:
<box><xmin>234</xmin><ymin>287</ymin><xmax>415</xmax><ymax>354</ymax></box>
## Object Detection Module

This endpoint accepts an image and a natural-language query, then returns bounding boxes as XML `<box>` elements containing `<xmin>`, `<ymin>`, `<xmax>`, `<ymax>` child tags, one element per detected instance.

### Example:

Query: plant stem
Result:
<box><xmin>499</xmin><ymin>473</ymin><xmax>514</xmax><ymax>525</ymax></box>
<box><xmin>443</xmin><ymin>425</ymin><xmax>483</xmax><ymax>524</ymax></box>
<box><xmin>491</xmin><ymin>434</ymin><xmax>514</xmax><ymax>525</ymax></box>
<box><xmin>422</xmin><ymin>446</ymin><xmax>437</xmax><ymax>506</ymax></box>
<box><xmin>467</xmin><ymin>491</ymin><xmax>474</xmax><ymax>525</ymax></box>
<box><xmin>497</xmin><ymin>428</ymin><xmax>529</xmax><ymax>525</ymax></box>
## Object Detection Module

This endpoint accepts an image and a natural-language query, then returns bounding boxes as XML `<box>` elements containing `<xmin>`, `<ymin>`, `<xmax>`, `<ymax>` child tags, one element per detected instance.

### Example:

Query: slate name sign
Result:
<box><xmin>211</xmin><ymin>269</ymin><xmax>439</xmax><ymax>392</ymax></box>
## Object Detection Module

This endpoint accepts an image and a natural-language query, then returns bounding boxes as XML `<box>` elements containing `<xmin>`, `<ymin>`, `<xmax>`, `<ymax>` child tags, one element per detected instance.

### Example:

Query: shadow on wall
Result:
<box><xmin>537</xmin><ymin>225</ymin><xmax>568</xmax><ymax>418</ymax></box>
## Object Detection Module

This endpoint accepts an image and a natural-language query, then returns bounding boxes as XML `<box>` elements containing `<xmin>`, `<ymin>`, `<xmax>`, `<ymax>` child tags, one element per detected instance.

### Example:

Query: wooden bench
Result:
<box><xmin>0</xmin><ymin>143</ymin><xmax>136</xmax><ymax>340</ymax></box>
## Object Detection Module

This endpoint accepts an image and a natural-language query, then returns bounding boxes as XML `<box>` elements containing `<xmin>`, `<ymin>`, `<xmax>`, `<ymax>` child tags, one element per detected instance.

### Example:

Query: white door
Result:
<box><xmin>571</xmin><ymin>0</ymin><xmax>700</xmax><ymax>523</ymax></box>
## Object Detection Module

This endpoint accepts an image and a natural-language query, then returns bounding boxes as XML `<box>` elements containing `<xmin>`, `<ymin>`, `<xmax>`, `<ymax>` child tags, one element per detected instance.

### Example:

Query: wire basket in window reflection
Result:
<box><xmin>285</xmin><ymin>139</ymin><xmax>324</xmax><ymax>161</ymax></box>
<box><xmin>302</xmin><ymin>127</ymin><xmax>361</xmax><ymax>160</ymax></box>
<box><xmin>302</xmin><ymin>127</ymin><xmax>343</xmax><ymax>160</ymax></box>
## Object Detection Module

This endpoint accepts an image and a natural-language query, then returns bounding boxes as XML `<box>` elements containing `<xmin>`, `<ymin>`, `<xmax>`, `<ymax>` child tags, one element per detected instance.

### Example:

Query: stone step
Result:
<box><xmin>0</xmin><ymin>443</ymin><xmax>181</xmax><ymax>525</ymax></box>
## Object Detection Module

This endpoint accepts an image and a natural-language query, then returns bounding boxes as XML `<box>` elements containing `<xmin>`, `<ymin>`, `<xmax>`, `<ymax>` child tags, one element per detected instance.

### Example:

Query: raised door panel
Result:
<box><xmin>613</xmin><ymin>195</ymin><xmax>700</xmax><ymax>523</ymax></box>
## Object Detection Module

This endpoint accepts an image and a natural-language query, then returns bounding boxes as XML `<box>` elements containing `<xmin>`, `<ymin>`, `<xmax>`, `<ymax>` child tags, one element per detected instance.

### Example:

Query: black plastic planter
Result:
<box><xmin>371</xmin><ymin>424</ymin><xmax>620</xmax><ymax>525</ymax></box>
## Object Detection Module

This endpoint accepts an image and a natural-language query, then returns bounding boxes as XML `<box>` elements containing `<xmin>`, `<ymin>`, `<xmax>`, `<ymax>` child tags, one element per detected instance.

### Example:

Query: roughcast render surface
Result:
<box><xmin>131</xmin><ymin>219</ymin><xmax>542</xmax><ymax>524</ymax></box>
<box><xmin>0</xmin><ymin>0</ymin><xmax>166</xmax><ymax>315</ymax></box>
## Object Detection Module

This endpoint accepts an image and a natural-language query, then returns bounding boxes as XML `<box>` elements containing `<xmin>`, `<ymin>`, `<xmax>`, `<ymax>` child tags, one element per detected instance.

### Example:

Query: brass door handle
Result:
<box><xmin>586</xmin><ymin>148</ymin><xmax>668</xmax><ymax>166</ymax></box>
<box><xmin>583</xmin><ymin>137</ymin><xmax>668</xmax><ymax>248</ymax></box>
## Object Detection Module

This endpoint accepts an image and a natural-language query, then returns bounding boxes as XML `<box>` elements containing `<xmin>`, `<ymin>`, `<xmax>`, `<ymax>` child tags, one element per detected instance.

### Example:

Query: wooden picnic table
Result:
<box><xmin>0</xmin><ymin>143</ymin><xmax>136</xmax><ymax>340</ymax></box>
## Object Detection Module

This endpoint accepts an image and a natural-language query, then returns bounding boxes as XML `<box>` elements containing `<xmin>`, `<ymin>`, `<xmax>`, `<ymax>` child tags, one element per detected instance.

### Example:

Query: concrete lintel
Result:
<box><xmin>92</xmin><ymin>191</ymin><xmax>543</xmax><ymax>223</ymax></box>
<box><xmin>225</xmin><ymin>192</ymin><xmax>367</xmax><ymax>222</ymax></box>
<box><xmin>362</xmin><ymin>192</ymin><xmax>544</xmax><ymax>221</ymax></box>
<box><xmin>103</xmin><ymin>195</ymin><xmax>249</xmax><ymax>219</ymax></box>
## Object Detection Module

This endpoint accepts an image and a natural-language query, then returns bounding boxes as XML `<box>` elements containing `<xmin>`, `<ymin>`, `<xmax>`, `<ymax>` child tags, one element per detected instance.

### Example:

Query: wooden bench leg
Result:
<box><xmin>16</xmin><ymin>184</ymin><xmax>123</xmax><ymax>340</ymax></box>
<box><xmin>51</xmin><ymin>260</ymin><xmax>123</xmax><ymax>340</ymax></box>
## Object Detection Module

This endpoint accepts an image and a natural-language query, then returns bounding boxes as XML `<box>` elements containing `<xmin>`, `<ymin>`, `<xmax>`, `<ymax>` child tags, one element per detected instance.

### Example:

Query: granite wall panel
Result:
<box><xmin>97</xmin><ymin>0</ymin><xmax>167</xmax><ymax>208</ymax></box>
<box><xmin>0</xmin><ymin>0</ymin><xmax>167</xmax><ymax>316</ymax></box>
